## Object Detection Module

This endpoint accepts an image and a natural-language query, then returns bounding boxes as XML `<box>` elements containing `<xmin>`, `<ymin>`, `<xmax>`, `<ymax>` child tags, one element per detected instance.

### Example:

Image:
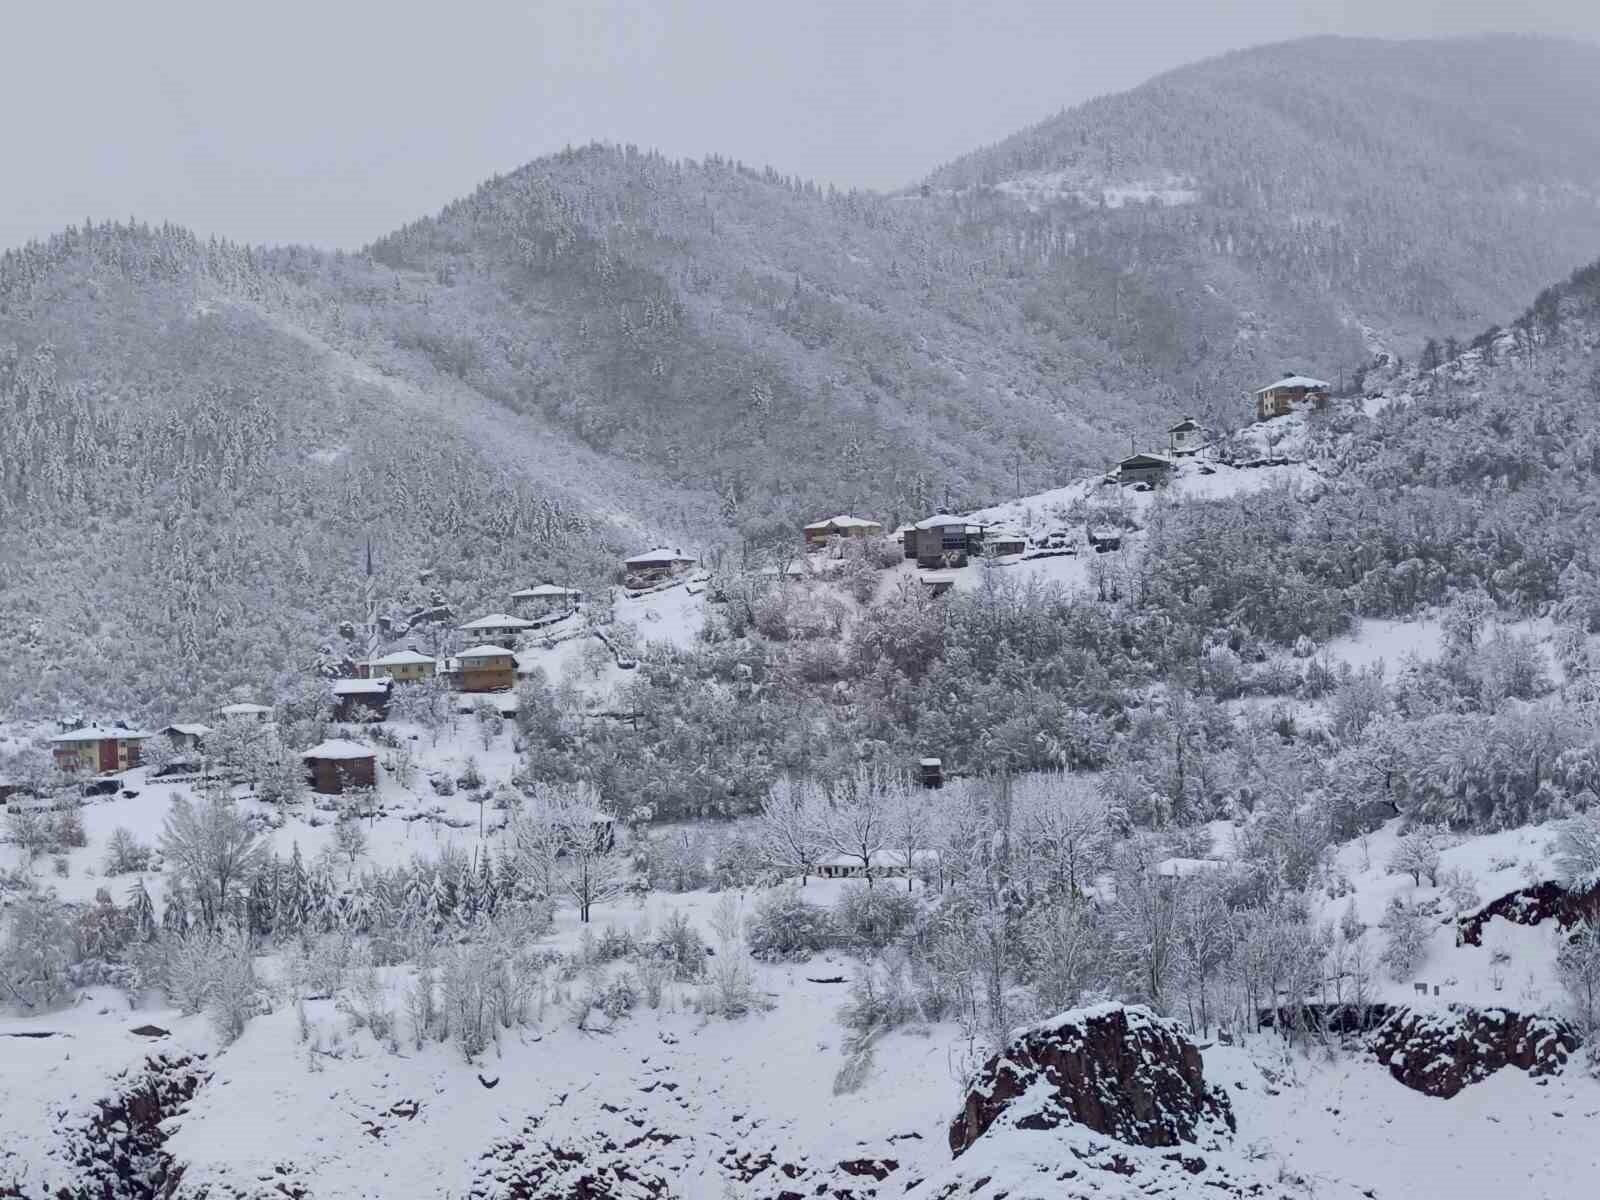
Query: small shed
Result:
<box><xmin>366</xmin><ymin>649</ymin><xmax>437</xmax><ymax>682</ymax></box>
<box><xmin>919</xmin><ymin>573</ymin><xmax>956</xmax><ymax>598</ymax></box>
<box><xmin>918</xmin><ymin>757</ymin><xmax>945</xmax><ymax>789</ymax></box>
<box><xmin>218</xmin><ymin>702</ymin><xmax>273</xmax><ymax>724</ymax></box>
<box><xmin>1117</xmin><ymin>452</ymin><xmax>1174</xmax><ymax>488</ymax></box>
<box><xmin>302</xmin><ymin>740</ymin><xmax>377</xmax><ymax>795</ymax></box>
<box><xmin>49</xmin><ymin>726</ymin><xmax>153</xmax><ymax>774</ymax></box>
<box><xmin>510</xmin><ymin>584</ymin><xmax>584</xmax><ymax>616</ymax></box>
<box><xmin>333</xmin><ymin>678</ymin><xmax>392</xmax><ymax>722</ymax></box>
<box><xmin>1088</xmin><ymin>527</ymin><xmax>1123</xmax><ymax>553</ymax></box>
<box><xmin>454</xmin><ymin>645</ymin><xmax>518</xmax><ymax>693</ymax></box>
<box><xmin>803</xmin><ymin>515</ymin><xmax>885</xmax><ymax>547</ymax></box>
<box><xmin>1254</xmin><ymin>375</ymin><xmax>1329</xmax><ymax>421</ymax></box>
<box><xmin>912</xmin><ymin>514</ymin><xmax>969</xmax><ymax>569</ymax></box>
<box><xmin>1167</xmin><ymin>416</ymin><xmax>1207</xmax><ymax>456</ymax></box>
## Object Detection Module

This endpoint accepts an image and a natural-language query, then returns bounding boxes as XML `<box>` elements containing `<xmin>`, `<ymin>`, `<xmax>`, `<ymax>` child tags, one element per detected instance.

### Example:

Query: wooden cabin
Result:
<box><xmin>1117</xmin><ymin>452</ymin><xmax>1174</xmax><ymax>488</ymax></box>
<box><xmin>1167</xmin><ymin>416</ymin><xmax>1207</xmax><ymax>457</ymax></box>
<box><xmin>912</xmin><ymin>514</ymin><xmax>970</xmax><ymax>569</ymax></box>
<box><xmin>919</xmin><ymin>757</ymin><xmax>945</xmax><ymax>789</ymax></box>
<box><xmin>1254</xmin><ymin>375</ymin><xmax>1329</xmax><ymax>421</ymax></box>
<box><xmin>302</xmin><ymin>740</ymin><xmax>377</xmax><ymax>795</ymax></box>
<box><xmin>802</xmin><ymin>515</ymin><xmax>885</xmax><ymax>548</ymax></box>
<box><xmin>333</xmin><ymin>678</ymin><xmax>392</xmax><ymax>722</ymax></box>
<box><xmin>457</xmin><ymin>612</ymin><xmax>535</xmax><ymax>649</ymax></box>
<box><xmin>454</xmin><ymin>645</ymin><xmax>517</xmax><ymax>693</ymax></box>
<box><xmin>217</xmin><ymin>702</ymin><xmax>273</xmax><ymax>724</ymax></box>
<box><xmin>366</xmin><ymin>649</ymin><xmax>438</xmax><ymax>683</ymax></box>
<box><xmin>510</xmin><ymin>584</ymin><xmax>584</xmax><ymax>616</ymax></box>
<box><xmin>49</xmin><ymin>726</ymin><xmax>152</xmax><ymax>774</ymax></box>
<box><xmin>624</xmin><ymin>547</ymin><xmax>695</xmax><ymax>587</ymax></box>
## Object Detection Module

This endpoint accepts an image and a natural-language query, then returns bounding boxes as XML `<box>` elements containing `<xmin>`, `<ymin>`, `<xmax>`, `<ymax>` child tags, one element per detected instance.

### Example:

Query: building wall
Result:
<box><xmin>307</xmin><ymin>756</ymin><xmax>377</xmax><ymax>795</ymax></box>
<box><xmin>458</xmin><ymin>662</ymin><xmax>516</xmax><ymax>692</ymax></box>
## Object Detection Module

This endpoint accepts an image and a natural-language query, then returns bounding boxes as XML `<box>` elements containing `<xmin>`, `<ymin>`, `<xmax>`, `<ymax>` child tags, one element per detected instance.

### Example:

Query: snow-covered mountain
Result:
<box><xmin>9</xmin><ymin>35</ymin><xmax>1600</xmax><ymax>717</ymax></box>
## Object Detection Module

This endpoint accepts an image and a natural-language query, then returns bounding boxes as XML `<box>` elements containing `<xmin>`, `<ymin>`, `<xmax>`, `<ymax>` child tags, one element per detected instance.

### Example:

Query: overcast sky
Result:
<box><xmin>4</xmin><ymin>0</ymin><xmax>1597</xmax><ymax>252</ymax></box>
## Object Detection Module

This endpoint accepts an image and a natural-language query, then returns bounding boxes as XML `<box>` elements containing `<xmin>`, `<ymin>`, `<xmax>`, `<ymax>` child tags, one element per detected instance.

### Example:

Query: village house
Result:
<box><xmin>49</xmin><ymin>726</ymin><xmax>152</xmax><ymax>774</ymax></box>
<box><xmin>217</xmin><ymin>702</ymin><xmax>273</xmax><ymax>724</ymax></box>
<box><xmin>333</xmin><ymin>678</ymin><xmax>392</xmax><ymax>722</ymax></box>
<box><xmin>919</xmin><ymin>756</ymin><xmax>945</xmax><ymax>789</ymax></box>
<box><xmin>457</xmin><ymin>612</ymin><xmax>535</xmax><ymax>648</ymax></box>
<box><xmin>816</xmin><ymin>848</ymin><xmax>940</xmax><ymax>881</ymax></box>
<box><xmin>1117</xmin><ymin>452</ymin><xmax>1174</xmax><ymax>488</ymax></box>
<box><xmin>1167</xmin><ymin>416</ymin><xmax>1208</xmax><ymax>456</ymax></box>
<box><xmin>365</xmin><ymin>649</ymin><xmax>437</xmax><ymax>683</ymax></box>
<box><xmin>160</xmin><ymin>723</ymin><xmax>212</xmax><ymax>753</ymax></box>
<box><xmin>302</xmin><ymin>739</ymin><xmax>377</xmax><ymax>795</ymax></box>
<box><xmin>1254</xmin><ymin>374</ymin><xmax>1330</xmax><ymax>421</ymax></box>
<box><xmin>912</xmin><ymin>514</ymin><xmax>970</xmax><ymax>568</ymax></box>
<box><xmin>510</xmin><ymin>584</ymin><xmax>584</xmax><ymax>617</ymax></box>
<box><xmin>623</xmin><ymin>547</ymin><xmax>696</xmax><ymax>586</ymax></box>
<box><xmin>982</xmin><ymin>528</ymin><xmax>1028</xmax><ymax>557</ymax></box>
<box><xmin>802</xmin><ymin>515</ymin><xmax>885</xmax><ymax>548</ymax></box>
<box><xmin>453</xmin><ymin>645</ymin><xmax>518</xmax><ymax>693</ymax></box>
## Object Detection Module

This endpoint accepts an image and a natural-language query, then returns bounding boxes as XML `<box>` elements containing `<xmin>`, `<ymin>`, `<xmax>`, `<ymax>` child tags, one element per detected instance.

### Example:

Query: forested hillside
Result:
<box><xmin>930</xmin><ymin>34</ymin><xmax>1600</xmax><ymax>382</ymax></box>
<box><xmin>5</xmin><ymin>34</ymin><xmax>1600</xmax><ymax>718</ymax></box>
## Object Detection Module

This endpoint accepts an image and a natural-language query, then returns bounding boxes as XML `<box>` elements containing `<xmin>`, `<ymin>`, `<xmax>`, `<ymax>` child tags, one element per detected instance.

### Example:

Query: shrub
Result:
<box><xmin>652</xmin><ymin>909</ymin><xmax>707</xmax><ymax>980</ymax></box>
<box><xmin>746</xmin><ymin>887</ymin><xmax>832</xmax><ymax>961</ymax></box>
<box><xmin>52</xmin><ymin>808</ymin><xmax>87</xmax><ymax>849</ymax></box>
<box><xmin>833</xmin><ymin>884</ymin><xmax>918</xmax><ymax>952</ymax></box>
<box><xmin>838</xmin><ymin>956</ymin><xmax>922</xmax><ymax>1037</ymax></box>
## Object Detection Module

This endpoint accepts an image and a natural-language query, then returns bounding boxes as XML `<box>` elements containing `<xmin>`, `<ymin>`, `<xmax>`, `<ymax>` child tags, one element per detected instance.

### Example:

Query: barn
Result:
<box><xmin>302</xmin><ymin>740</ymin><xmax>377</xmax><ymax>795</ymax></box>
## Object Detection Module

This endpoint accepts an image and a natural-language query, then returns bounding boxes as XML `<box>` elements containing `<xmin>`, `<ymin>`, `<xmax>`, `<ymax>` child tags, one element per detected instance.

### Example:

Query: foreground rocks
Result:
<box><xmin>1456</xmin><ymin>879</ymin><xmax>1600</xmax><ymax>947</ymax></box>
<box><xmin>949</xmin><ymin>1003</ymin><xmax>1234</xmax><ymax>1157</ymax></box>
<box><xmin>1372</xmin><ymin>1005</ymin><xmax>1580</xmax><ymax>1098</ymax></box>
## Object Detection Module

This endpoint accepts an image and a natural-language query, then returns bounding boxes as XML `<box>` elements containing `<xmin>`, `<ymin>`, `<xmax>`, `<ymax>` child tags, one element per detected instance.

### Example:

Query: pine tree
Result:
<box><xmin>247</xmin><ymin>868</ymin><xmax>275</xmax><ymax>942</ymax></box>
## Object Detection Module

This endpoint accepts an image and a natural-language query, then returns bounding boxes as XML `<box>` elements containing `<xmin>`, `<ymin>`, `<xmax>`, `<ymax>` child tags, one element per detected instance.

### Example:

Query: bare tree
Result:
<box><xmin>816</xmin><ymin>766</ymin><xmax>892</xmax><ymax>886</ymax></box>
<box><xmin>510</xmin><ymin>783</ymin><xmax>626</xmax><ymax>922</ymax></box>
<box><xmin>160</xmin><ymin>793</ymin><xmax>266</xmax><ymax>931</ymax></box>
<box><xmin>754</xmin><ymin>776</ymin><xmax>825</xmax><ymax>883</ymax></box>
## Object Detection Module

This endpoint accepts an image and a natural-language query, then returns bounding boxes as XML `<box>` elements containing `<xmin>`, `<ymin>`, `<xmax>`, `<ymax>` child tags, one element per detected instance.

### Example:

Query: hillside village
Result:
<box><xmin>7</xmin><ymin>341</ymin><xmax>1600</xmax><ymax>1199</ymax></box>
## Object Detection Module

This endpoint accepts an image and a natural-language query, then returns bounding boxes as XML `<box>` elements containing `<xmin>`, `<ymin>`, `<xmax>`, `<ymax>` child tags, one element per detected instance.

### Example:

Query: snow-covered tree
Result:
<box><xmin>160</xmin><ymin>793</ymin><xmax>266</xmax><ymax>931</ymax></box>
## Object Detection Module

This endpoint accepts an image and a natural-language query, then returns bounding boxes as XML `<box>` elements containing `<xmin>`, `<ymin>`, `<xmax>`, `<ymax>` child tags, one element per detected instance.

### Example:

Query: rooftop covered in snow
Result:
<box><xmin>458</xmin><ymin>613</ymin><xmax>535</xmax><ymax>631</ymax></box>
<box><xmin>301</xmin><ymin>739</ymin><xmax>376</xmax><ymax>761</ymax></box>
<box><xmin>1254</xmin><ymin>375</ymin><xmax>1330</xmax><ymax>393</ymax></box>
<box><xmin>369</xmin><ymin>649</ymin><xmax>436</xmax><ymax>666</ymax></box>
<box><xmin>49</xmin><ymin>725</ymin><xmax>153</xmax><ymax>743</ymax></box>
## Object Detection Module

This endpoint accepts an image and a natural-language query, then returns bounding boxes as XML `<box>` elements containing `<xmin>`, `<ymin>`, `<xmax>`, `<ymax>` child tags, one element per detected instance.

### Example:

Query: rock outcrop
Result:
<box><xmin>1456</xmin><ymin>880</ymin><xmax>1600</xmax><ymax>947</ymax></box>
<box><xmin>57</xmin><ymin>1053</ymin><xmax>210</xmax><ymax>1200</ymax></box>
<box><xmin>948</xmin><ymin>1003</ymin><xmax>1233</xmax><ymax>1158</ymax></box>
<box><xmin>1371</xmin><ymin>1005</ymin><xmax>1580</xmax><ymax>1098</ymax></box>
